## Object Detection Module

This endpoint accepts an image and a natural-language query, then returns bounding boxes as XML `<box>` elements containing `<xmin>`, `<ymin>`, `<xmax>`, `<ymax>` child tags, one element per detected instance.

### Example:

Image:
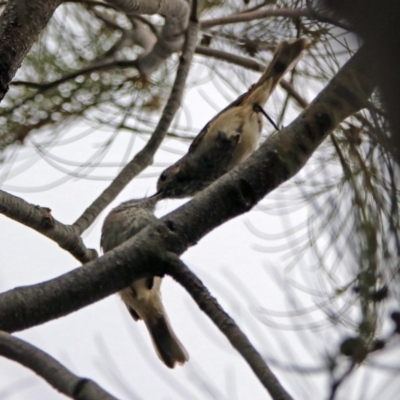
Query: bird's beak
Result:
<box><xmin>150</xmin><ymin>190</ymin><xmax>163</xmax><ymax>200</ymax></box>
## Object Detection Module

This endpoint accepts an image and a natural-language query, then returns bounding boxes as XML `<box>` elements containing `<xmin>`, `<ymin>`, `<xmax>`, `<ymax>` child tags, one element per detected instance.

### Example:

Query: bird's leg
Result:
<box><xmin>253</xmin><ymin>104</ymin><xmax>280</xmax><ymax>131</ymax></box>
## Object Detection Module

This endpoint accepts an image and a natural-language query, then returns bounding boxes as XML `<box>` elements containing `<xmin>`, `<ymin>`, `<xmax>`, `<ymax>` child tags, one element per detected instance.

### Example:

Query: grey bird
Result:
<box><xmin>156</xmin><ymin>38</ymin><xmax>307</xmax><ymax>198</ymax></box>
<box><xmin>101</xmin><ymin>197</ymin><xmax>189</xmax><ymax>368</ymax></box>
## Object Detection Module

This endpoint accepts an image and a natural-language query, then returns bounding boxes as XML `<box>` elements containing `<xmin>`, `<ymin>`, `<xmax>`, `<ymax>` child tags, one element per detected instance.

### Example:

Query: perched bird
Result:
<box><xmin>101</xmin><ymin>197</ymin><xmax>189</xmax><ymax>368</ymax></box>
<box><xmin>156</xmin><ymin>38</ymin><xmax>307</xmax><ymax>198</ymax></box>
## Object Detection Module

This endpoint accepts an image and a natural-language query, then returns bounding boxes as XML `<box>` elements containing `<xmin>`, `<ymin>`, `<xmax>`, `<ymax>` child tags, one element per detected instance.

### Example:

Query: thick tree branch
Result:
<box><xmin>0</xmin><ymin>190</ymin><xmax>97</xmax><ymax>263</ymax></box>
<box><xmin>105</xmin><ymin>0</ymin><xmax>190</xmax><ymax>74</ymax></box>
<box><xmin>0</xmin><ymin>331</ymin><xmax>117</xmax><ymax>400</ymax></box>
<box><xmin>72</xmin><ymin>13</ymin><xmax>199</xmax><ymax>234</ymax></box>
<box><xmin>0</xmin><ymin>45</ymin><xmax>376</xmax><ymax>333</ymax></box>
<box><xmin>166</xmin><ymin>256</ymin><xmax>292</xmax><ymax>400</ymax></box>
<box><xmin>0</xmin><ymin>0</ymin><xmax>61</xmax><ymax>101</ymax></box>
<box><xmin>322</xmin><ymin>0</ymin><xmax>400</xmax><ymax>163</ymax></box>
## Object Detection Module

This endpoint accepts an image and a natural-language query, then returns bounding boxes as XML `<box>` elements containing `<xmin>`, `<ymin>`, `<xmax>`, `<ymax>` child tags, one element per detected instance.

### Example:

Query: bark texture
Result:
<box><xmin>0</xmin><ymin>0</ymin><xmax>61</xmax><ymax>101</ymax></box>
<box><xmin>0</xmin><ymin>190</ymin><xmax>97</xmax><ymax>263</ymax></box>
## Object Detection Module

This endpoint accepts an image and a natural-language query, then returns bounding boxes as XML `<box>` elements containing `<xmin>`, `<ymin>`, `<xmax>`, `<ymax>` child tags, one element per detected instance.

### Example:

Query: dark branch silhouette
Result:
<box><xmin>166</xmin><ymin>255</ymin><xmax>293</xmax><ymax>400</ymax></box>
<box><xmin>0</xmin><ymin>190</ymin><xmax>97</xmax><ymax>263</ymax></box>
<box><xmin>0</xmin><ymin>0</ymin><xmax>61</xmax><ymax>101</ymax></box>
<box><xmin>0</xmin><ymin>331</ymin><xmax>118</xmax><ymax>400</ymax></box>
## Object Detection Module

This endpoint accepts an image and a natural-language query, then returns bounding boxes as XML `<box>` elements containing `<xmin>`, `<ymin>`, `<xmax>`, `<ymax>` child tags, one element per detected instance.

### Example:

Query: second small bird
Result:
<box><xmin>101</xmin><ymin>197</ymin><xmax>189</xmax><ymax>368</ymax></box>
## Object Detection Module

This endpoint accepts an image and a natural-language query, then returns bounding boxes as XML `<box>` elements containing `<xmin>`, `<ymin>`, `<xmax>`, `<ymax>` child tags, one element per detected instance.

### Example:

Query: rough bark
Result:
<box><xmin>0</xmin><ymin>0</ymin><xmax>61</xmax><ymax>101</ymax></box>
<box><xmin>0</xmin><ymin>190</ymin><xmax>97</xmax><ymax>263</ymax></box>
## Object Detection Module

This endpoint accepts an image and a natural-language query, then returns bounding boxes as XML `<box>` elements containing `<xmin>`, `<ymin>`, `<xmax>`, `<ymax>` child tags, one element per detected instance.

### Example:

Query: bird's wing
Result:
<box><xmin>188</xmin><ymin>91</ymin><xmax>249</xmax><ymax>154</ymax></box>
<box><xmin>188</xmin><ymin>38</ymin><xmax>306</xmax><ymax>154</ymax></box>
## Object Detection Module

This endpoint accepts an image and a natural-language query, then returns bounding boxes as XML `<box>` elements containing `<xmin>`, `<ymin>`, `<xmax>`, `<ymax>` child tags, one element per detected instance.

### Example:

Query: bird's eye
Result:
<box><xmin>159</xmin><ymin>173</ymin><xmax>167</xmax><ymax>182</ymax></box>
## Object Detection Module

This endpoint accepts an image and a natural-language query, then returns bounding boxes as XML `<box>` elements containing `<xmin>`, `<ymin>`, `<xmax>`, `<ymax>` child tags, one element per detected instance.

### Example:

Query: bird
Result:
<box><xmin>101</xmin><ymin>196</ymin><xmax>189</xmax><ymax>368</ymax></box>
<box><xmin>156</xmin><ymin>38</ymin><xmax>307</xmax><ymax>198</ymax></box>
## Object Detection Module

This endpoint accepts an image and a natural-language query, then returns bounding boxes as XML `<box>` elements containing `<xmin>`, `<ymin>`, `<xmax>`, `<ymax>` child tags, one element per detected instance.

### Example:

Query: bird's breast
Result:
<box><xmin>120</xmin><ymin>277</ymin><xmax>164</xmax><ymax>319</ymax></box>
<box><xmin>228</xmin><ymin>107</ymin><xmax>262</xmax><ymax>168</ymax></box>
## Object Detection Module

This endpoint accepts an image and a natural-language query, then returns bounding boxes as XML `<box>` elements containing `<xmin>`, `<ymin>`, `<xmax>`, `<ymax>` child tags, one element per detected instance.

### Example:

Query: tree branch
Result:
<box><xmin>0</xmin><ymin>45</ymin><xmax>376</xmax><ymax>333</ymax></box>
<box><xmin>0</xmin><ymin>331</ymin><xmax>117</xmax><ymax>400</ymax></box>
<box><xmin>10</xmin><ymin>21</ymin><xmax>306</xmax><ymax>119</ymax></box>
<box><xmin>12</xmin><ymin>43</ymin><xmax>307</xmax><ymax>111</ymax></box>
<box><xmin>201</xmin><ymin>8</ymin><xmax>310</xmax><ymax>29</ymax></box>
<box><xmin>9</xmin><ymin>0</ymin><xmax>189</xmax><ymax>93</ymax></box>
<box><xmin>166</xmin><ymin>255</ymin><xmax>293</xmax><ymax>400</ymax></box>
<box><xmin>0</xmin><ymin>0</ymin><xmax>61</xmax><ymax>101</ymax></box>
<box><xmin>0</xmin><ymin>190</ymin><xmax>97</xmax><ymax>264</ymax></box>
<box><xmin>72</xmin><ymin>11</ymin><xmax>199</xmax><ymax>234</ymax></box>
<box><xmin>104</xmin><ymin>0</ymin><xmax>190</xmax><ymax>74</ymax></box>
<box><xmin>195</xmin><ymin>44</ymin><xmax>265</xmax><ymax>71</ymax></box>
<box><xmin>200</xmin><ymin>5</ymin><xmax>348</xmax><ymax>30</ymax></box>
<box><xmin>11</xmin><ymin>59</ymin><xmax>139</xmax><ymax>92</ymax></box>
<box><xmin>195</xmin><ymin>45</ymin><xmax>308</xmax><ymax>108</ymax></box>
<box><xmin>65</xmin><ymin>0</ymin><xmax>120</xmax><ymax>10</ymax></box>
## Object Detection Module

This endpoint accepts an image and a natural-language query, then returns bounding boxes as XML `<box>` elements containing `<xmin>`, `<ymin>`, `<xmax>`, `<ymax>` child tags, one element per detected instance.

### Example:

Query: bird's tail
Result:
<box><xmin>244</xmin><ymin>38</ymin><xmax>307</xmax><ymax>106</ymax></box>
<box><xmin>144</xmin><ymin>311</ymin><xmax>189</xmax><ymax>368</ymax></box>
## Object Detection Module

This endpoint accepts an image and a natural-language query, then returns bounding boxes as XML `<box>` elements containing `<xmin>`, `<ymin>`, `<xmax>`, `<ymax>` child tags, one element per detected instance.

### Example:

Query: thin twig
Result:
<box><xmin>166</xmin><ymin>255</ymin><xmax>293</xmax><ymax>400</ymax></box>
<box><xmin>196</xmin><ymin>44</ymin><xmax>265</xmax><ymax>71</ymax></box>
<box><xmin>11</xmin><ymin>43</ymin><xmax>306</xmax><ymax>113</ymax></box>
<box><xmin>237</xmin><ymin>0</ymin><xmax>278</xmax><ymax>15</ymax></box>
<box><xmin>328</xmin><ymin>362</ymin><xmax>356</xmax><ymax>400</ymax></box>
<box><xmin>201</xmin><ymin>8</ymin><xmax>310</xmax><ymax>29</ymax></box>
<box><xmin>11</xmin><ymin>59</ymin><xmax>139</xmax><ymax>92</ymax></box>
<box><xmin>0</xmin><ymin>190</ymin><xmax>97</xmax><ymax>263</ymax></box>
<box><xmin>201</xmin><ymin>5</ymin><xmax>349</xmax><ymax>30</ymax></box>
<box><xmin>195</xmin><ymin>45</ymin><xmax>308</xmax><ymax>108</ymax></box>
<box><xmin>65</xmin><ymin>0</ymin><xmax>120</xmax><ymax>10</ymax></box>
<box><xmin>0</xmin><ymin>331</ymin><xmax>118</xmax><ymax>400</ymax></box>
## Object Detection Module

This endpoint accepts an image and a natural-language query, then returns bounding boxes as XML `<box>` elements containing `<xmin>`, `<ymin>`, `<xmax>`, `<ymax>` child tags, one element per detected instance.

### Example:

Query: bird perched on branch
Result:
<box><xmin>101</xmin><ymin>197</ymin><xmax>188</xmax><ymax>368</ymax></box>
<box><xmin>156</xmin><ymin>38</ymin><xmax>307</xmax><ymax>198</ymax></box>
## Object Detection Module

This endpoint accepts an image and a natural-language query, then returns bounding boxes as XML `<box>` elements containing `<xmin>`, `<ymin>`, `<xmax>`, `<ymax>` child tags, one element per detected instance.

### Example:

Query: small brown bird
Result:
<box><xmin>156</xmin><ymin>38</ymin><xmax>307</xmax><ymax>198</ymax></box>
<box><xmin>101</xmin><ymin>197</ymin><xmax>188</xmax><ymax>368</ymax></box>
